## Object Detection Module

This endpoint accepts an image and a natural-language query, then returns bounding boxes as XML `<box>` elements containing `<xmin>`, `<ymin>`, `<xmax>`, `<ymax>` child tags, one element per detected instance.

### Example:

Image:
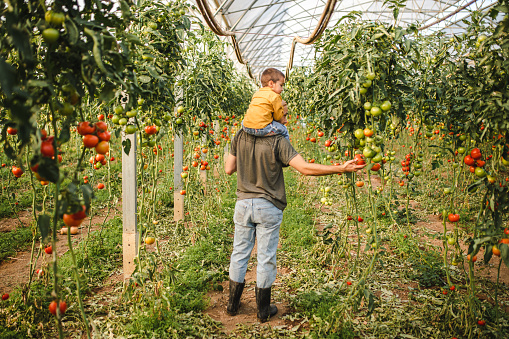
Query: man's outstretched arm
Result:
<box><xmin>289</xmin><ymin>154</ymin><xmax>366</xmax><ymax>176</ymax></box>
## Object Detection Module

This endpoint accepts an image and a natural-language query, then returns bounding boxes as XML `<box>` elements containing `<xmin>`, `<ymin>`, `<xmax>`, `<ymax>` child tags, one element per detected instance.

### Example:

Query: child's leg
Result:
<box><xmin>268</xmin><ymin>121</ymin><xmax>290</xmax><ymax>140</ymax></box>
<box><xmin>241</xmin><ymin>121</ymin><xmax>275</xmax><ymax>137</ymax></box>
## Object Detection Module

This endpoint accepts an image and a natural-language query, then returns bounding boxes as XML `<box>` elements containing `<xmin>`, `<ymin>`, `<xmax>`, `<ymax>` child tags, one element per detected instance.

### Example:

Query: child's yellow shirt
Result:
<box><xmin>242</xmin><ymin>87</ymin><xmax>284</xmax><ymax>129</ymax></box>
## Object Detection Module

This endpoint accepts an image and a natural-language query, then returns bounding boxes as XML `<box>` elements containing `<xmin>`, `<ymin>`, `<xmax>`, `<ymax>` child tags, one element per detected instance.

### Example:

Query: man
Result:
<box><xmin>225</xmin><ymin>102</ymin><xmax>366</xmax><ymax>323</ymax></box>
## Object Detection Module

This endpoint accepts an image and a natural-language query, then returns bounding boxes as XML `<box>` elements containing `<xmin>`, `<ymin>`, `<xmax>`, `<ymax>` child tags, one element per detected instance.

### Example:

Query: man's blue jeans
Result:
<box><xmin>229</xmin><ymin>198</ymin><xmax>283</xmax><ymax>288</ymax></box>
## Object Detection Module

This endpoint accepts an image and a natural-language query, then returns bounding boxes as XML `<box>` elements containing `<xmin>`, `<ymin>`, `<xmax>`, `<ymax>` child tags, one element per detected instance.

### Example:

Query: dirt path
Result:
<box><xmin>205</xmin><ymin>241</ymin><xmax>293</xmax><ymax>334</ymax></box>
<box><xmin>0</xmin><ymin>204</ymin><xmax>121</xmax><ymax>294</ymax></box>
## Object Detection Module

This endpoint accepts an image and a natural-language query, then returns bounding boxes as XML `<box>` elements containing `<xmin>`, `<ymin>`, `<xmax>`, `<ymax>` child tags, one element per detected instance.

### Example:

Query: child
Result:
<box><xmin>242</xmin><ymin>68</ymin><xmax>289</xmax><ymax>139</ymax></box>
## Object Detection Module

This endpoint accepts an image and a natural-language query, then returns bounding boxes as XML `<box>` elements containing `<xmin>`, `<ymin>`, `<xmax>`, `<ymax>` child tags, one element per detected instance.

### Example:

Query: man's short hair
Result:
<box><xmin>260</xmin><ymin>68</ymin><xmax>285</xmax><ymax>87</ymax></box>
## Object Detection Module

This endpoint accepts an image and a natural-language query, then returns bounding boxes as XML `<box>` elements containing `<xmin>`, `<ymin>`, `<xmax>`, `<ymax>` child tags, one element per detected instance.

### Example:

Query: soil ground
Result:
<box><xmin>0</xmin><ymin>204</ymin><xmax>120</xmax><ymax>294</ymax></box>
<box><xmin>1</xmin><ymin>177</ymin><xmax>508</xmax><ymax>334</ymax></box>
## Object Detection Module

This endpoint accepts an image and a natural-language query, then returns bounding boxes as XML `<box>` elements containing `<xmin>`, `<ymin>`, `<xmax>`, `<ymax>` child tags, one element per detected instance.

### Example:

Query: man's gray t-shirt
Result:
<box><xmin>230</xmin><ymin>130</ymin><xmax>299</xmax><ymax>211</ymax></box>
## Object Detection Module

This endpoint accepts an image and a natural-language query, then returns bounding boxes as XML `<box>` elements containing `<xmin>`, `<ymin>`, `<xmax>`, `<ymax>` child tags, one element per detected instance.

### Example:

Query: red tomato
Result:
<box><xmin>476</xmin><ymin>160</ymin><xmax>485</xmax><ymax>167</ymax></box>
<box><xmin>97</xmin><ymin>183</ymin><xmax>105</xmax><ymax>189</ymax></box>
<box><xmin>45</xmin><ymin>246</ymin><xmax>52</xmax><ymax>254</ymax></box>
<box><xmin>2</xmin><ymin>293</ymin><xmax>9</xmax><ymax>300</ymax></box>
<box><xmin>354</xmin><ymin>154</ymin><xmax>366</xmax><ymax>165</ymax></box>
<box><xmin>317</xmin><ymin>131</ymin><xmax>324</xmax><ymax>137</ymax></box>
<box><xmin>324</xmin><ymin>140</ymin><xmax>331</xmax><ymax>147</ymax></box>
<box><xmin>95</xmin><ymin>121</ymin><xmax>108</xmax><ymax>132</ymax></box>
<box><xmin>97</xmin><ymin>130</ymin><xmax>111</xmax><ymax>142</ymax></box>
<box><xmin>371</xmin><ymin>163</ymin><xmax>381</xmax><ymax>171</ymax></box>
<box><xmin>41</xmin><ymin>141</ymin><xmax>55</xmax><ymax>157</ymax></box>
<box><xmin>448</xmin><ymin>214</ymin><xmax>460</xmax><ymax>222</ymax></box>
<box><xmin>95</xmin><ymin>141</ymin><xmax>109</xmax><ymax>154</ymax></box>
<box><xmin>470</xmin><ymin>148</ymin><xmax>482</xmax><ymax>160</ymax></box>
<box><xmin>63</xmin><ymin>214</ymin><xmax>82</xmax><ymax>226</ymax></box>
<box><xmin>463</xmin><ymin>155</ymin><xmax>475</xmax><ymax>166</ymax></box>
<box><xmin>97</xmin><ymin>114</ymin><xmax>105</xmax><ymax>121</ymax></box>
<box><xmin>77</xmin><ymin>121</ymin><xmax>96</xmax><ymax>135</ymax></box>
<box><xmin>144</xmin><ymin>125</ymin><xmax>157</xmax><ymax>135</ymax></box>
<box><xmin>358</xmin><ymin>216</ymin><xmax>363</xmax><ymax>222</ymax></box>
<box><xmin>7</xmin><ymin>127</ymin><xmax>17</xmax><ymax>135</ymax></box>
<box><xmin>12</xmin><ymin>166</ymin><xmax>23</xmax><ymax>178</ymax></box>
<box><xmin>83</xmin><ymin>135</ymin><xmax>99</xmax><ymax>148</ymax></box>
<box><xmin>95</xmin><ymin>154</ymin><xmax>105</xmax><ymax>162</ymax></box>
<box><xmin>363</xmin><ymin>128</ymin><xmax>374</xmax><ymax>137</ymax></box>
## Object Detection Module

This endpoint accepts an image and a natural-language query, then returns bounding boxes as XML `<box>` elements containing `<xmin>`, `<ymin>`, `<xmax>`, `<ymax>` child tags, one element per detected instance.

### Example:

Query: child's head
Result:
<box><xmin>260</xmin><ymin>68</ymin><xmax>285</xmax><ymax>94</ymax></box>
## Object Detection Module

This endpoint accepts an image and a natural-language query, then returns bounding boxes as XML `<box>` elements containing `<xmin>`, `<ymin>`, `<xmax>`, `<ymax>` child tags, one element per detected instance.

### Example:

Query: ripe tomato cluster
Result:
<box><xmin>463</xmin><ymin>148</ymin><xmax>487</xmax><ymax>178</ymax></box>
<box><xmin>78</xmin><ymin>121</ymin><xmax>111</xmax><ymax>155</ymax></box>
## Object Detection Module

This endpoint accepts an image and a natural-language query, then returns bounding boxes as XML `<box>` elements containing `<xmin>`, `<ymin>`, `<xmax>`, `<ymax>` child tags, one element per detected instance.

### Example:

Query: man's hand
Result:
<box><xmin>342</xmin><ymin>159</ymin><xmax>367</xmax><ymax>172</ymax></box>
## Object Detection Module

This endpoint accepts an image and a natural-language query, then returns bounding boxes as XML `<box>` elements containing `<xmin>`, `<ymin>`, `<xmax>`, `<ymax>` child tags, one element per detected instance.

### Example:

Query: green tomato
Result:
<box><xmin>42</xmin><ymin>28</ymin><xmax>60</xmax><ymax>44</ymax></box>
<box><xmin>125</xmin><ymin>125</ymin><xmax>137</xmax><ymax>134</ymax></box>
<box><xmin>51</xmin><ymin>12</ymin><xmax>65</xmax><ymax>26</ymax></box>
<box><xmin>118</xmin><ymin>118</ymin><xmax>128</xmax><ymax>126</ymax></box>
<box><xmin>366</xmin><ymin>72</ymin><xmax>376</xmax><ymax>80</ymax></box>
<box><xmin>354</xmin><ymin>129</ymin><xmax>365</xmax><ymax>139</ymax></box>
<box><xmin>444</xmin><ymin>187</ymin><xmax>452</xmax><ymax>194</ymax></box>
<box><xmin>177</xmin><ymin>106</ymin><xmax>185</xmax><ymax>114</ymax></box>
<box><xmin>447</xmin><ymin>237</ymin><xmax>455</xmax><ymax>245</ymax></box>
<box><xmin>111</xmin><ymin>115</ymin><xmax>120</xmax><ymax>124</ymax></box>
<box><xmin>459</xmin><ymin>135</ymin><xmax>467</xmax><ymax>141</ymax></box>
<box><xmin>59</xmin><ymin>103</ymin><xmax>74</xmax><ymax>116</ymax></box>
<box><xmin>114</xmin><ymin>105</ymin><xmax>123</xmax><ymax>115</ymax></box>
<box><xmin>175</xmin><ymin>118</ymin><xmax>183</xmax><ymax>125</ymax></box>
<box><xmin>380</xmin><ymin>100</ymin><xmax>392</xmax><ymax>111</ymax></box>
<box><xmin>126</xmin><ymin>110</ymin><xmax>137</xmax><ymax>118</ymax></box>
<box><xmin>372</xmin><ymin>153</ymin><xmax>383</xmax><ymax>163</ymax></box>
<box><xmin>359</xmin><ymin>139</ymin><xmax>366</xmax><ymax>147</ymax></box>
<box><xmin>138</xmin><ymin>98</ymin><xmax>145</xmax><ymax>106</ymax></box>
<box><xmin>457</xmin><ymin>147</ymin><xmax>466</xmax><ymax>154</ymax></box>
<box><xmin>363</xmin><ymin>102</ymin><xmax>372</xmax><ymax>110</ymax></box>
<box><xmin>362</xmin><ymin>79</ymin><xmax>372</xmax><ymax>88</ymax></box>
<box><xmin>474</xmin><ymin>167</ymin><xmax>486</xmax><ymax>178</ymax></box>
<box><xmin>370</xmin><ymin>106</ymin><xmax>382</xmax><ymax>117</ymax></box>
<box><xmin>363</xmin><ymin>147</ymin><xmax>376</xmax><ymax>159</ymax></box>
<box><xmin>359</xmin><ymin>87</ymin><xmax>367</xmax><ymax>95</ymax></box>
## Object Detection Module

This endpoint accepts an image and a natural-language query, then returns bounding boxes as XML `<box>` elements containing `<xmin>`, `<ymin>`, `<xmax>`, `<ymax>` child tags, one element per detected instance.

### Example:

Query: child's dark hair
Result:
<box><xmin>260</xmin><ymin>68</ymin><xmax>285</xmax><ymax>87</ymax></box>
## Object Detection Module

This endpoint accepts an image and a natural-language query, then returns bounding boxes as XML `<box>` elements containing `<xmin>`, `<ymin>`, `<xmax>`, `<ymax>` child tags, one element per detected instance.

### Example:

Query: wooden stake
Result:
<box><xmin>173</xmin><ymin>132</ymin><xmax>184</xmax><ymax>221</ymax></box>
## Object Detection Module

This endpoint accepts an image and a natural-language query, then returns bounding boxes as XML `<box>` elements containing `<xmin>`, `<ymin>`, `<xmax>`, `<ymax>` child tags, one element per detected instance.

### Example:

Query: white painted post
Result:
<box><xmin>173</xmin><ymin>132</ymin><xmax>184</xmax><ymax>221</ymax></box>
<box><xmin>200</xmin><ymin>135</ymin><xmax>207</xmax><ymax>194</ymax></box>
<box><xmin>213</xmin><ymin>120</ymin><xmax>220</xmax><ymax>178</ymax></box>
<box><xmin>122</xmin><ymin>115</ymin><xmax>138</xmax><ymax>280</ymax></box>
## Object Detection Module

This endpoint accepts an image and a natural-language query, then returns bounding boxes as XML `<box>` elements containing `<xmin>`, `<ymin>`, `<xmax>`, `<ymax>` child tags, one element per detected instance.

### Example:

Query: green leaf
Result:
<box><xmin>38</xmin><ymin>214</ymin><xmax>51</xmax><ymax>242</ymax></box>
<box><xmin>0</xmin><ymin>58</ymin><xmax>16</xmax><ymax>99</ymax></box>
<box><xmin>65</xmin><ymin>18</ymin><xmax>79</xmax><ymax>45</ymax></box>
<box><xmin>81</xmin><ymin>184</ymin><xmax>94</xmax><ymax>210</ymax></box>
<box><xmin>37</xmin><ymin>158</ymin><xmax>60</xmax><ymax>183</ymax></box>
<box><xmin>500</xmin><ymin>244</ymin><xmax>509</xmax><ymax>269</ymax></box>
<box><xmin>122</xmin><ymin>138</ymin><xmax>131</xmax><ymax>155</ymax></box>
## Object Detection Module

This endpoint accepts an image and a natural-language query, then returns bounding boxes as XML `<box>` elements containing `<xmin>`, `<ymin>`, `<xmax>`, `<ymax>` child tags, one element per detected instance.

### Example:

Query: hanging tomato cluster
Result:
<box><xmin>78</xmin><ymin>121</ymin><xmax>111</xmax><ymax>155</ymax></box>
<box><xmin>463</xmin><ymin>147</ymin><xmax>487</xmax><ymax>178</ymax></box>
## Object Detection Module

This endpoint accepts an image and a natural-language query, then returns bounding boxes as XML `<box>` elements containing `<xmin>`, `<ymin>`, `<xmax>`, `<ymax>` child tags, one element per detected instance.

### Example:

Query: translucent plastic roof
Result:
<box><xmin>193</xmin><ymin>0</ymin><xmax>498</xmax><ymax>77</ymax></box>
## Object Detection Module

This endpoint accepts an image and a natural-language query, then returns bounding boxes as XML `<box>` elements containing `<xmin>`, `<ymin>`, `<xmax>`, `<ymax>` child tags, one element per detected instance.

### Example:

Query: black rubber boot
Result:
<box><xmin>226</xmin><ymin>279</ymin><xmax>245</xmax><ymax>316</ymax></box>
<box><xmin>255</xmin><ymin>286</ymin><xmax>278</xmax><ymax>323</ymax></box>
